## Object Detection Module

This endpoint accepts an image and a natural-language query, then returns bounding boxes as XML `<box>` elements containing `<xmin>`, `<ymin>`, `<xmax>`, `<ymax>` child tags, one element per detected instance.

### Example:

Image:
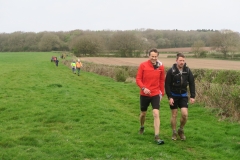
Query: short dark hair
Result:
<box><xmin>176</xmin><ymin>52</ymin><xmax>185</xmax><ymax>60</ymax></box>
<box><xmin>148</xmin><ymin>48</ymin><xmax>159</xmax><ymax>56</ymax></box>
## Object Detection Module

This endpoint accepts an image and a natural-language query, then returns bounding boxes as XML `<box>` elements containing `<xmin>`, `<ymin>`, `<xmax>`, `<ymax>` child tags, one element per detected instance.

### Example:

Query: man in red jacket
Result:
<box><xmin>136</xmin><ymin>48</ymin><xmax>165</xmax><ymax>145</ymax></box>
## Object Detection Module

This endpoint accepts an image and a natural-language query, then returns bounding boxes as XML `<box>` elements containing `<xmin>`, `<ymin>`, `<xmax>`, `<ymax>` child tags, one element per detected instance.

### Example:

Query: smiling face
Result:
<box><xmin>149</xmin><ymin>51</ymin><xmax>159</xmax><ymax>65</ymax></box>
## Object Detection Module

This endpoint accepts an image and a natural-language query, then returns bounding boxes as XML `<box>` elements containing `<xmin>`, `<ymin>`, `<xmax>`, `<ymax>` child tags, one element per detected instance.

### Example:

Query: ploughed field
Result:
<box><xmin>80</xmin><ymin>57</ymin><xmax>239</xmax><ymax>70</ymax></box>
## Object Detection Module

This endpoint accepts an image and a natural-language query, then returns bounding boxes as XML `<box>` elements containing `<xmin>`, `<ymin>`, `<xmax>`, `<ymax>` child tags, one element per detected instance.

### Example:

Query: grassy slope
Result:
<box><xmin>0</xmin><ymin>52</ymin><xmax>239</xmax><ymax>160</ymax></box>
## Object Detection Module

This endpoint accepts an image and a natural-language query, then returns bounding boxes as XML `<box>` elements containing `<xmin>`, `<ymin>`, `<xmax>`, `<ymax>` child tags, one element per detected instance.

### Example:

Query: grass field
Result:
<box><xmin>0</xmin><ymin>52</ymin><xmax>239</xmax><ymax>160</ymax></box>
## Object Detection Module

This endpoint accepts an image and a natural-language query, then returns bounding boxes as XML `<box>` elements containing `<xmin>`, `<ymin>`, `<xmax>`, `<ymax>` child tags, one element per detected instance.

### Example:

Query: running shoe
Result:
<box><xmin>172</xmin><ymin>131</ymin><xmax>177</xmax><ymax>140</ymax></box>
<box><xmin>155</xmin><ymin>135</ymin><xmax>165</xmax><ymax>145</ymax></box>
<box><xmin>178</xmin><ymin>128</ymin><xmax>186</xmax><ymax>140</ymax></box>
<box><xmin>139</xmin><ymin>127</ymin><xmax>144</xmax><ymax>134</ymax></box>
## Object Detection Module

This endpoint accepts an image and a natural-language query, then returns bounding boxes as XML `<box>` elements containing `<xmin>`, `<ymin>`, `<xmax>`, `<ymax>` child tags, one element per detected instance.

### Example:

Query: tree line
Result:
<box><xmin>0</xmin><ymin>29</ymin><xmax>239</xmax><ymax>58</ymax></box>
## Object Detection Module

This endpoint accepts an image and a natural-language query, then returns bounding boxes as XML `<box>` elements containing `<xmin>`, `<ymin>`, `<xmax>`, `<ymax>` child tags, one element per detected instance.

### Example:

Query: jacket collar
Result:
<box><xmin>172</xmin><ymin>63</ymin><xmax>187</xmax><ymax>72</ymax></box>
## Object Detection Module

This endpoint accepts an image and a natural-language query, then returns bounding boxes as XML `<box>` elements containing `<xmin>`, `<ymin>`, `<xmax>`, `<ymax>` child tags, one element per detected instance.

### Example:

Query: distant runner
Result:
<box><xmin>71</xmin><ymin>61</ymin><xmax>76</xmax><ymax>74</ymax></box>
<box><xmin>76</xmin><ymin>59</ymin><xmax>83</xmax><ymax>76</ymax></box>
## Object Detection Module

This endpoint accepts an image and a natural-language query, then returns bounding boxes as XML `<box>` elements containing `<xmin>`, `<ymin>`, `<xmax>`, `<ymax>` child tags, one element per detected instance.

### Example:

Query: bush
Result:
<box><xmin>196</xmin><ymin>82</ymin><xmax>240</xmax><ymax>121</ymax></box>
<box><xmin>115</xmin><ymin>68</ymin><xmax>129</xmax><ymax>82</ymax></box>
<box><xmin>192</xmin><ymin>69</ymin><xmax>240</xmax><ymax>121</ymax></box>
<box><xmin>199</xmin><ymin>51</ymin><xmax>207</xmax><ymax>57</ymax></box>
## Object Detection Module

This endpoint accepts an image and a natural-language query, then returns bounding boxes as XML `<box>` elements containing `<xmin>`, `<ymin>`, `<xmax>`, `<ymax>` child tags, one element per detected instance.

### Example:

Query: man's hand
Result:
<box><xmin>169</xmin><ymin>98</ymin><xmax>174</xmax><ymax>106</ymax></box>
<box><xmin>190</xmin><ymin>98</ymin><xmax>195</xmax><ymax>104</ymax></box>
<box><xmin>143</xmin><ymin>88</ymin><xmax>151</xmax><ymax>95</ymax></box>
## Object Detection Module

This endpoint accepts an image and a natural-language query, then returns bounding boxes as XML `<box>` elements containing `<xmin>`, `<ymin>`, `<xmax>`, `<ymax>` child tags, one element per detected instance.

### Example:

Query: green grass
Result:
<box><xmin>0</xmin><ymin>52</ymin><xmax>239</xmax><ymax>160</ymax></box>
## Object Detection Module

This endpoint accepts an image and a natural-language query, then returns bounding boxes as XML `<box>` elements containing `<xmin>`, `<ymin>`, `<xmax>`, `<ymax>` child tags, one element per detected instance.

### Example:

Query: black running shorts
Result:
<box><xmin>140</xmin><ymin>95</ymin><xmax>160</xmax><ymax>111</ymax></box>
<box><xmin>170</xmin><ymin>97</ymin><xmax>188</xmax><ymax>109</ymax></box>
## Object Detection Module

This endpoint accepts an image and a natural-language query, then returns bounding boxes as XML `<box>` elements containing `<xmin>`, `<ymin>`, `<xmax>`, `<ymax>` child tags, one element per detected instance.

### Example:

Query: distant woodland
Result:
<box><xmin>0</xmin><ymin>29</ymin><xmax>239</xmax><ymax>58</ymax></box>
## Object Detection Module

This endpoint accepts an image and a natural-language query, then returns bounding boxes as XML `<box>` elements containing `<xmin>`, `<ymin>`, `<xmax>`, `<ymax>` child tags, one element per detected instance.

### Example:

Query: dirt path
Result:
<box><xmin>79</xmin><ymin>57</ymin><xmax>239</xmax><ymax>70</ymax></box>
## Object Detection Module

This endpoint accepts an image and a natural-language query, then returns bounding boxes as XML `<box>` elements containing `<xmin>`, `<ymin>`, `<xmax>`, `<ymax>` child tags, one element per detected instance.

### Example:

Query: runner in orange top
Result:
<box><xmin>76</xmin><ymin>59</ymin><xmax>83</xmax><ymax>76</ymax></box>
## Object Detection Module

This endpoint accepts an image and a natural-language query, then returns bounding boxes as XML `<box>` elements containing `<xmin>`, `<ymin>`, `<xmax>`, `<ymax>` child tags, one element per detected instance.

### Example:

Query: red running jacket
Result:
<box><xmin>136</xmin><ymin>60</ymin><xmax>165</xmax><ymax>97</ymax></box>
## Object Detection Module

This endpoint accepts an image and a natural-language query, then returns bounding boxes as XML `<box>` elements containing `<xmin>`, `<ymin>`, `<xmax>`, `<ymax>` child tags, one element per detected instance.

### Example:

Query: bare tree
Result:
<box><xmin>156</xmin><ymin>38</ymin><xmax>170</xmax><ymax>48</ymax></box>
<box><xmin>69</xmin><ymin>34</ymin><xmax>103</xmax><ymax>56</ymax></box>
<box><xmin>191</xmin><ymin>40</ymin><xmax>205</xmax><ymax>58</ymax></box>
<box><xmin>6</xmin><ymin>32</ymin><xmax>26</xmax><ymax>51</ymax></box>
<box><xmin>210</xmin><ymin>30</ymin><xmax>240</xmax><ymax>58</ymax></box>
<box><xmin>109</xmin><ymin>31</ymin><xmax>144</xmax><ymax>57</ymax></box>
<box><xmin>38</xmin><ymin>33</ymin><xmax>61</xmax><ymax>51</ymax></box>
<box><xmin>0</xmin><ymin>29</ymin><xmax>238</xmax><ymax>52</ymax></box>
<box><xmin>0</xmin><ymin>33</ymin><xmax>9</xmax><ymax>51</ymax></box>
<box><xmin>141</xmin><ymin>38</ymin><xmax>157</xmax><ymax>57</ymax></box>
<box><xmin>228</xmin><ymin>40</ymin><xmax>240</xmax><ymax>59</ymax></box>
<box><xmin>24</xmin><ymin>32</ymin><xmax>38</xmax><ymax>51</ymax></box>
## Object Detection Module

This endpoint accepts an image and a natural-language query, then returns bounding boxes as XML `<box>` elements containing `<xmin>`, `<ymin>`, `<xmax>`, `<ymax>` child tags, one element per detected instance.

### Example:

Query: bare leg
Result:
<box><xmin>152</xmin><ymin>109</ymin><xmax>160</xmax><ymax>135</ymax></box>
<box><xmin>180</xmin><ymin>108</ymin><xmax>188</xmax><ymax>129</ymax></box>
<box><xmin>153</xmin><ymin>109</ymin><xmax>164</xmax><ymax>144</ymax></box>
<box><xmin>171</xmin><ymin>109</ymin><xmax>178</xmax><ymax>131</ymax></box>
<box><xmin>171</xmin><ymin>109</ymin><xmax>178</xmax><ymax>140</ymax></box>
<box><xmin>140</xmin><ymin>111</ymin><xmax>146</xmax><ymax>127</ymax></box>
<box><xmin>178</xmin><ymin>107</ymin><xmax>188</xmax><ymax>140</ymax></box>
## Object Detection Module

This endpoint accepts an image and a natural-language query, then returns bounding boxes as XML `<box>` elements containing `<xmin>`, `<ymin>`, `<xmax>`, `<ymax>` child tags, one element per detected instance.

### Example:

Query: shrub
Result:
<box><xmin>193</xmin><ymin>69</ymin><xmax>240</xmax><ymax>121</ymax></box>
<box><xmin>115</xmin><ymin>68</ymin><xmax>129</xmax><ymax>82</ymax></box>
<box><xmin>196</xmin><ymin>82</ymin><xmax>240</xmax><ymax>121</ymax></box>
<box><xmin>199</xmin><ymin>51</ymin><xmax>207</xmax><ymax>57</ymax></box>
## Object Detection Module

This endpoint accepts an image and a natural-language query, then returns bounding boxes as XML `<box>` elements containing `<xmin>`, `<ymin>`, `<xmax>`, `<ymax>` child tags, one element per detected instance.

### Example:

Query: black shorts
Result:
<box><xmin>140</xmin><ymin>95</ymin><xmax>160</xmax><ymax>111</ymax></box>
<box><xmin>170</xmin><ymin>97</ymin><xmax>188</xmax><ymax>109</ymax></box>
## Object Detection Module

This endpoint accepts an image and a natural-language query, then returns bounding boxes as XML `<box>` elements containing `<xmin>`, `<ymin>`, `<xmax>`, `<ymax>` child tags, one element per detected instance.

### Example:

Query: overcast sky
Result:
<box><xmin>0</xmin><ymin>0</ymin><xmax>239</xmax><ymax>33</ymax></box>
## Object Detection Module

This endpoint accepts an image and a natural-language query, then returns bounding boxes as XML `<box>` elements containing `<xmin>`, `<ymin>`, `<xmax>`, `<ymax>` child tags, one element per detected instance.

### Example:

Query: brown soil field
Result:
<box><xmin>158</xmin><ymin>47</ymin><xmax>212</xmax><ymax>52</ymax></box>
<box><xmin>80</xmin><ymin>57</ymin><xmax>239</xmax><ymax>70</ymax></box>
